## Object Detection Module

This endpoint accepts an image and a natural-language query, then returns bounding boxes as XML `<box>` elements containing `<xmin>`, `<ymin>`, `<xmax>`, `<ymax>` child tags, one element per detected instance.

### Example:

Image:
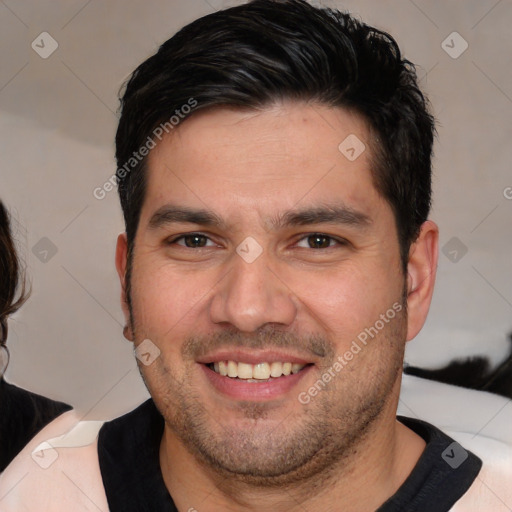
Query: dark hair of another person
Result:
<box><xmin>0</xmin><ymin>201</ymin><xmax>27</xmax><ymax>350</ymax></box>
<box><xmin>115</xmin><ymin>0</ymin><xmax>435</xmax><ymax>307</ymax></box>
<box><xmin>0</xmin><ymin>201</ymin><xmax>72</xmax><ymax>472</ymax></box>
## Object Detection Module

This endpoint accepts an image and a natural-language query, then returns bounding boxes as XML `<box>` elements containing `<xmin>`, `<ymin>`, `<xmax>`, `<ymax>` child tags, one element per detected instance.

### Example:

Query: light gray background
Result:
<box><xmin>1</xmin><ymin>0</ymin><xmax>511</xmax><ymax>419</ymax></box>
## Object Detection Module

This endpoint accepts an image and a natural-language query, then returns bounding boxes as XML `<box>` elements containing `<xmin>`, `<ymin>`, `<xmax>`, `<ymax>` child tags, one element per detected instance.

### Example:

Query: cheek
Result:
<box><xmin>129</xmin><ymin>258</ymin><xmax>210</xmax><ymax>339</ymax></box>
<box><xmin>281</xmin><ymin>260</ymin><xmax>403</xmax><ymax>342</ymax></box>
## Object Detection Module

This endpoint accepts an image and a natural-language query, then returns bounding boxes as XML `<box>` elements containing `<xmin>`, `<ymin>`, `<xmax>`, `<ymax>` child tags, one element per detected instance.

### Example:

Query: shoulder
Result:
<box><xmin>451</xmin><ymin>455</ymin><xmax>512</xmax><ymax>511</ymax></box>
<box><xmin>400</xmin><ymin>374</ymin><xmax>512</xmax><ymax>511</ymax></box>
<box><xmin>0</xmin><ymin>379</ymin><xmax>72</xmax><ymax>471</ymax></box>
<box><xmin>0</xmin><ymin>409</ymin><xmax>108</xmax><ymax>512</ymax></box>
<box><xmin>449</xmin><ymin>427</ymin><xmax>512</xmax><ymax>511</ymax></box>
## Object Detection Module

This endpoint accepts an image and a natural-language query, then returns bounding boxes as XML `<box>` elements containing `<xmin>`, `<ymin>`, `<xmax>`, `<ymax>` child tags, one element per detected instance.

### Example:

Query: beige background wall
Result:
<box><xmin>1</xmin><ymin>0</ymin><xmax>511</xmax><ymax>419</ymax></box>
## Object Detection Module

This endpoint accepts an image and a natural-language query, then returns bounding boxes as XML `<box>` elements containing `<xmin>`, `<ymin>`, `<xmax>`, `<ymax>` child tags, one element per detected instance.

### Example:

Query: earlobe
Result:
<box><xmin>115</xmin><ymin>233</ymin><xmax>134</xmax><ymax>342</ymax></box>
<box><xmin>405</xmin><ymin>220</ymin><xmax>439</xmax><ymax>342</ymax></box>
<box><xmin>123</xmin><ymin>325</ymin><xmax>134</xmax><ymax>341</ymax></box>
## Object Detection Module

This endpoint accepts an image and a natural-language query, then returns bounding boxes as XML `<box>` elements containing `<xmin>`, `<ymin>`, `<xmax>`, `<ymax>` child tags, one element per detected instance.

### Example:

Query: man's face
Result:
<box><xmin>119</xmin><ymin>103</ymin><xmax>409</xmax><ymax>483</ymax></box>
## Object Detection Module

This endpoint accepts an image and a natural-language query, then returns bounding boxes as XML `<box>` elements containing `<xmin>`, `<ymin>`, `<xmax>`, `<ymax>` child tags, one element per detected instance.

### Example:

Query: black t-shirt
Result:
<box><xmin>98</xmin><ymin>399</ymin><xmax>482</xmax><ymax>512</ymax></box>
<box><xmin>0</xmin><ymin>378</ymin><xmax>72</xmax><ymax>472</ymax></box>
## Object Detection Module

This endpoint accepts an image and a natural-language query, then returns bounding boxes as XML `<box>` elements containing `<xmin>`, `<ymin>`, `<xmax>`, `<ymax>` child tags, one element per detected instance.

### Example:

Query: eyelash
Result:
<box><xmin>166</xmin><ymin>232</ymin><xmax>348</xmax><ymax>250</ymax></box>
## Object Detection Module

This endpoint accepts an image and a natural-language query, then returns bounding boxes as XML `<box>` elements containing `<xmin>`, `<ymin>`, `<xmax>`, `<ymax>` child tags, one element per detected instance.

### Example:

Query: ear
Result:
<box><xmin>406</xmin><ymin>220</ymin><xmax>439</xmax><ymax>341</ymax></box>
<box><xmin>115</xmin><ymin>233</ymin><xmax>134</xmax><ymax>341</ymax></box>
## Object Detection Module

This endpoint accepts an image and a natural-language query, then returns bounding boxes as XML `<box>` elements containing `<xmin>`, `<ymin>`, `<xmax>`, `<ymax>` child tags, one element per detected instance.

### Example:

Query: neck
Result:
<box><xmin>159</xmin><ymin>379</ymin><xmax>426</xmax><ymax>512</ymax></box>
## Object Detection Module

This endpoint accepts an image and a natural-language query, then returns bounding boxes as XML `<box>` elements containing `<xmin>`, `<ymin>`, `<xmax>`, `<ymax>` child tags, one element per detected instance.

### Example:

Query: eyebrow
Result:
<box><xmin>149</xmin><ymin>206</ymin><xmax>227</xmax><ymax>230</ymax></box>
<box><xmin>272</xmin><ymin>204</ymin><xmax>371</xmax><ymax>230</ymax></box>
<box><xmin>148</xmin><ymin>203</ymin><xmax>371</xmax><ymax>231</ymax></box>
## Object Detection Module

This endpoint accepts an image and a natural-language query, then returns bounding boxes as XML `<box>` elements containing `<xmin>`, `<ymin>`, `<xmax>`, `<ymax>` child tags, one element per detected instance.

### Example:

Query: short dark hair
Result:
<box><xmin>116</xmin><ymin>0</ymin><xmax>435</xmax><ymax>270</ymax></box>
<box><xmin>0</xmin><ymin>201</ymin><xmax>27</xmax><ymax>347</ymax></box>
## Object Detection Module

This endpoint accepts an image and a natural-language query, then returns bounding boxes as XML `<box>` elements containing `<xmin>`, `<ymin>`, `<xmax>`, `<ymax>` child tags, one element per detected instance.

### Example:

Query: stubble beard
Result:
<box><xmin>132</xmin><ymin>304</ymin><xmax>407</xmax><ymax>490</ymax></box>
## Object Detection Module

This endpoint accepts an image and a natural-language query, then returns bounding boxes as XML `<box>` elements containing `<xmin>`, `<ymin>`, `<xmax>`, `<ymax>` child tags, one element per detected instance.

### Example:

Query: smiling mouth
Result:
<box><xmin>206</xmin><ymin>361</ymin><xmax>311</xmax><ymax>382</ymax></box>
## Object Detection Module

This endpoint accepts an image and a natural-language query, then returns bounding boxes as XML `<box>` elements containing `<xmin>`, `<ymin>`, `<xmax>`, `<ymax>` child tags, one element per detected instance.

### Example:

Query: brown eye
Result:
<box><xmin>172</xmin><ymin>234</ymin><xmax>212</xmax><ymax>248</ymax></box>
<box><xmin>294</xmin><ymin>233</ymin><xmax>349</xmax><ymax>251</ymax></box>
<box><xmin>185</xmin><ymin>234</ymin><xmax>207</xmax><ymax>247</ymax></box>
<box><xmin>300</xmin><ymin>234</ymin><xmax>335</xmax><ymax>249</ymax></box>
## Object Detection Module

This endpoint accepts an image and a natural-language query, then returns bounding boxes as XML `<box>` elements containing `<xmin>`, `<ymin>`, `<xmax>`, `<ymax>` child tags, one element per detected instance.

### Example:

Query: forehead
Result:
<box><xmin>141</xmin><ymin>102</ymin><xmax>386</xmax><ymax>224</ymax></box>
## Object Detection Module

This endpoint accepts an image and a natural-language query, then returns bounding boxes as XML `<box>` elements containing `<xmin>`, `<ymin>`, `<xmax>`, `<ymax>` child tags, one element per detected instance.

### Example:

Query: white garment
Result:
<box><xmin>398</xmin><ymin>374</ymin><xmax>512</xmax><ymax>511</ymax></box>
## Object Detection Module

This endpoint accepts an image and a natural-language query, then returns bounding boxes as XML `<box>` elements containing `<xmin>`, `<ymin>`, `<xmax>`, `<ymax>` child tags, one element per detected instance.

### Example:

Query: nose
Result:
<box><xmin>209</xmin><ymin>249</ymin><xmax>298</xmax><ymax>332</ymax></box>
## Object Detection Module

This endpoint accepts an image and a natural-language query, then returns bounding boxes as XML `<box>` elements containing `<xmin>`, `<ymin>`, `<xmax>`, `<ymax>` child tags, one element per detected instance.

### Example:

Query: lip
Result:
<box><xmin>196</xmin><ymin>349</ymin><xmax>314</xmax><ymax>366</ymax></box>
<box><xmin>200</xmin><ymin>362</ymin><xmax>314</xmax><ymax>401</ymax></box>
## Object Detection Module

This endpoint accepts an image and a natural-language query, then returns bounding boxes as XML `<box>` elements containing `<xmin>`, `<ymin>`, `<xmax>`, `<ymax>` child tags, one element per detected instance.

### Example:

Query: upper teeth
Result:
<box><xmin>212</xmin><ymin>361</ymin><xmax>306</xmax><ymax>380</ymax></box>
